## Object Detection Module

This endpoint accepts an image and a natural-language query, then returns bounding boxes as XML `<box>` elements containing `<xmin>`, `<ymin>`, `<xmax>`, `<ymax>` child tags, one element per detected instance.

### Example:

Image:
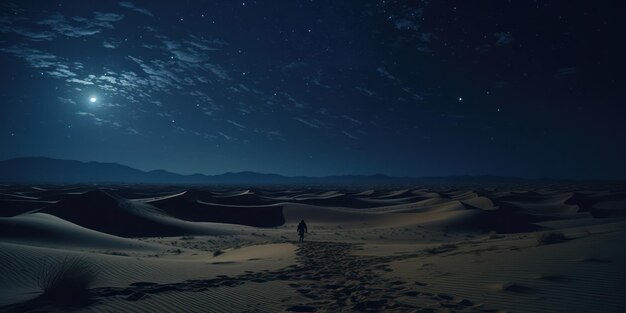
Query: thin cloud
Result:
<box><xmin>342</xmin><ymin>115</ymin><xmax>362</xmax><ymax>124</ymax></box>
<box><xmin>119</xmin><ymin>2</ymin><xmax>154</xmax><ymax>17</ymax></box>
<box><xmin>66</xmin><ymin>78</ymin><xmax>94</xmax><ymax>85</ymax></box>
<box><xmin>0</xmin><ymin>46</ymin><xmax>59</xmax><ymax>68</ymax></box>
<box><xmin>354</xmin><ymin>86</ymin><xmax>375</xmax><ymax>97</ymax></box>
<box><xmin>103</xmin><ymin>39</ymin><xmax>120</xmax><ymax>49</ymax></box>
<box><xmin>280</xmin><ymin>92</ymin><xmax>305</xmax><ymax>109</ymax></box>
<box><xmin>0</xmin><ymin>25</ymin><xmax>54</xmax><ymax>41</ymax></box>
<box><xmin>494</xmin><ymin>32</ymin><xmax>514</xmax><ymax>46</ymax></box>
<box><xmin>227</xmin><ymin>119</ymin><xmax>246</xmax><ymax>129</ymax></box>
<box><xmin>342</xmin><ymin>131</ymin><xmax>358</xmax><ymax>140</ymax></box>
<box><xmin>555</xmin><ymin>67</ymin><xmax>577</xmax><ymax>79</ymax></box>
<box><xmin>294</xmin><ymin>117</ymin><xmax>319</xmax><ymax>128</ymax></box>
<box><xmin>218</xmin><ymin>131</ymin><xmax>234</xmax><ymax>141</ymax></box>
<box><xmin>394</xmin><ymin>18</ymin><xmax>418</xmax><ymax>31</ymax></box>
<box><xmin>38</xmin><ymin>12</ymin><xmax>124</xmax><ymax>38</ymax></box>
<box><xmin>377</xmin><ymin>66</ymin><xmax>398</xmax><ymax>81</ymax></box>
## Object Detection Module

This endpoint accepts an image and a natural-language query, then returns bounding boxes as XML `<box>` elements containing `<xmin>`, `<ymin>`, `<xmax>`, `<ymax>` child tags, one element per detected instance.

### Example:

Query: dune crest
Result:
<box><xmin>1</xmin><ymin>184</ymin><xmax>625</xmax><ymax>312</ymax></box>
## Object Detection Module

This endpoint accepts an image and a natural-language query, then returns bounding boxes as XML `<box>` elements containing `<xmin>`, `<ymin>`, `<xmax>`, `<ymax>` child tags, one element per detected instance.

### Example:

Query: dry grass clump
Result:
<box><xmin>36</xmin><ymin>256</ymin><xmax>98</xmax><ymax>304</ymax></box>
<box><xmin>104</xmin><ymin>251</ymin><xmax>129</xmax><ymax>256</ymax></box>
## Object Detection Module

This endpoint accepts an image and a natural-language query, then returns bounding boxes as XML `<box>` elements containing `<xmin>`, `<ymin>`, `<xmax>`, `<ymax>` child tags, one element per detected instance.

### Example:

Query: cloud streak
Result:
<box><xmin>377</xmin><ymin>67</ymin><xmax>398</xmax><ymax>81</ymax></box>
<box><xmin>119</xmin><ymin>2</ymin><xmax>154</xmax><ymax>17</ymax></box>
<box><xmin>294</xmin><ymin>117</ymin><xmax>319</xmax><ymax>128</ymax></box>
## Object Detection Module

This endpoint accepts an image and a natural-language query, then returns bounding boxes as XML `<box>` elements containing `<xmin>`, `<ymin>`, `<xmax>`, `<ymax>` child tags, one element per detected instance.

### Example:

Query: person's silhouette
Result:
<box><xmin>297</xmin><ymin>219</ymin><xmax>308</xmax><ymax>242</ymax></box>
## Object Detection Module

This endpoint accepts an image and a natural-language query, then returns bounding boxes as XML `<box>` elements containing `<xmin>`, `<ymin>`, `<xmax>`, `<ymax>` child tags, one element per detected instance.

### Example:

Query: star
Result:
<box><xmin>0</xmin><ymin>0</ymin><xmax>620</xmax><ymax>180</ymax></box>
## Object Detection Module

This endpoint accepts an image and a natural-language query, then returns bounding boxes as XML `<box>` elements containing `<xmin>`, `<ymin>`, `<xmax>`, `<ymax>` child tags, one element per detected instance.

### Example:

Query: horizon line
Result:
<box><xmin>2</xmin><ymin>156</ymin><xmax>623</xmax><ymax>182</ymax></box>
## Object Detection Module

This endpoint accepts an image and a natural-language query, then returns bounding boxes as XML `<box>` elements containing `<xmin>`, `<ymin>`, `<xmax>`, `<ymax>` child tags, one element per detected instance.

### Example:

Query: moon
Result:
<box><xmin>89</xmin><ymin>96</ymin><xmax>97</xmax><ymax>103</ymax></box>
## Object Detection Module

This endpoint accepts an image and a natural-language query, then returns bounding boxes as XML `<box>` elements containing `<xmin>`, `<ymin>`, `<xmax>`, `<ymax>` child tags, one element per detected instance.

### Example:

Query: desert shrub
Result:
<box><xmin>180</xmin><ymin>236</ymin><xmax>195</xmax><ymax>241</ymax></box>
<box><xmin>536</xmin><ymin>231</ymin><xmax>566</xmax><ymax>245</ymax></box>
<box><xmin>104</xmin><ymin>251</ymin><xmax>129</xmax><ymax>256</ymax></box>
<box><xmin>36</xmin><ymin>256</ymin><xmax>98</xmax><ymax>303</ymax></box>
<box><xmin>213</xmin><ymin>250</ymin><xmax>224</xmax><ymax>257</ymax></box>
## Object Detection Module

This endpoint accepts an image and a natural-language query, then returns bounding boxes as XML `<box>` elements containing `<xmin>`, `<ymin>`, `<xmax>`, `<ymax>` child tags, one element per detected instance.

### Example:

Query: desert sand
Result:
<box><xmin>1</xmin><ymin>184</ymin><xmax>625</xmax><ymax>312</ymax></box>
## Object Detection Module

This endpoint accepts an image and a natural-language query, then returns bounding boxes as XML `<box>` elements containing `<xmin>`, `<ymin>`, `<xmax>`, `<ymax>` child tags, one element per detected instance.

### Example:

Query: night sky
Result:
<box><xmin>1</xmin><ymin>1</ymin><xmax>624</xmax><ymax>179</ymax></box>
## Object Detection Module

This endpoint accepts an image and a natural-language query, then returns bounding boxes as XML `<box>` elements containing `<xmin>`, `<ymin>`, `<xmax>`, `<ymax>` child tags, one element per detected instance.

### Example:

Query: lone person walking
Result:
<box><xmin>297</xmin><ymin>219</ymin><xmax>308</xmax><ymax>242</ymax></box>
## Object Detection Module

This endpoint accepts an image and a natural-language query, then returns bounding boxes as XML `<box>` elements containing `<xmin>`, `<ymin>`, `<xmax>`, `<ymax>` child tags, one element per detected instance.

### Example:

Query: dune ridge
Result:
<box><xmin>0</xmin><ymin>184</ymin><xmax>625</xmax><ymax>312</ymax></box>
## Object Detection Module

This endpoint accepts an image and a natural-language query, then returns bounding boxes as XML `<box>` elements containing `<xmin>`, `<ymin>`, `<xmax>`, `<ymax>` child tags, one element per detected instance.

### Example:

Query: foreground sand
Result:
<box><xmin>1</xmin><ymin>185</ymin><xmax>625</xmax><ymax>312</ymax></box>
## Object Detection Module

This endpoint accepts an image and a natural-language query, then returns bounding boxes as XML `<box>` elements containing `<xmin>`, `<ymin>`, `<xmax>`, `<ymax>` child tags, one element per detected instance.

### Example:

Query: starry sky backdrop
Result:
<box><xmin>1</xmin><ymin>1</ymin><xmax>624</xmax><ymax>179</ymax></box>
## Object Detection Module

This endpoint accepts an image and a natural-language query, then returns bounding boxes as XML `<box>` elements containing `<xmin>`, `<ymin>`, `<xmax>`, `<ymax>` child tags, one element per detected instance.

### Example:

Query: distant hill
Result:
<box><xmin>0</xmin><ymin>157</ymin><xmax>533</xmax><ymax>185</ymax></box>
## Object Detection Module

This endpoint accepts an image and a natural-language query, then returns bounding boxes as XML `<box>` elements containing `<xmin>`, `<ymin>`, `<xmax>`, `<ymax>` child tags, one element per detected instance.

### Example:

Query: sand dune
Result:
<box><xmin>382</xmin><ymin>221</ymin><xmax>626</xmax><ymax>312</ymax></box>
<box><xmin>147</xmin><ymin>191</ymin><xmax>284</xmax><ymax>227</ymax></box>
<box><xmin>0</xmin><ymin>213</ymin><xmax>166</xmax><ymax>251</ymax></box>
<box><xmin>0</xmin><ymin>184</ymin><xmax>625</xmax><ymax>312</ymax></box>
<box><xmin>0</xmin><ymin>199</ymin><xmax>54</xmax><ymax>217</ymax></box>
<box><xmin>0</xmin><ymin>241</ymin><xmax>296</xmax><ymax>308</ymax></box>
<box><xmin>34</xmin><ymin>189</ymin><xmax>242</xmax><ymax>237</ymax></box>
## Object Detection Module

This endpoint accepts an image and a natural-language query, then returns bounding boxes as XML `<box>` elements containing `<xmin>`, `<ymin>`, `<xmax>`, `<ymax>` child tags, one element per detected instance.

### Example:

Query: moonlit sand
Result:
<box><xmin>1</xmin><ymin>185</ymin><xmax>625</xmax><ymax>312</ymax></box>
<box><xmin>1</xmin><ymin>1</ymin><xmax>625</xmax><ymax>312</ymax></box>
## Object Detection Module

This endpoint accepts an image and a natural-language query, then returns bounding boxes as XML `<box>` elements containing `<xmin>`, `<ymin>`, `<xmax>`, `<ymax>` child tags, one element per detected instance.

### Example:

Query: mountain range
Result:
<box><xmin>0</xmin><ymin>157</ymin><xmax>538</xmax><ymax>185</ymax></box>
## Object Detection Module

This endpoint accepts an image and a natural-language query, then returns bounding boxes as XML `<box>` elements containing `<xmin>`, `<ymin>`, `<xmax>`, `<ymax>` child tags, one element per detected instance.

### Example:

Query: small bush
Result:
<box><xmin>104</xmin><ymin>251</ymin><xmax>129</xmax><ymax>256</ymax></box>
<box><xmin>213</xmin><ymin>250</ymin><xmax>224</xmax><ymax>257</ymax></box>
<box><xmin>180</xmin><ymin>236</ymin><xmax>195</xmax><ymax>241</ymax></box>
<box><xmin>536</xmin><ymin>231</ymin><xmax>566</xmax><ymax>245</ymax></box>
<box><xmin>37</xmin><ymin>256</ymin><xmax>98</xmax><ymax>304</ymax></box>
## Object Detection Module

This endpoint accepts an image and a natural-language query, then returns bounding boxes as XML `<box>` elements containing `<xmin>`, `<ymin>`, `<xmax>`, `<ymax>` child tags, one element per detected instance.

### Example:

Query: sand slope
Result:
<box><xmin>0</xmin><ymin>184</ymin><xmax>624</xmax><ymax>312</ymax></box>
